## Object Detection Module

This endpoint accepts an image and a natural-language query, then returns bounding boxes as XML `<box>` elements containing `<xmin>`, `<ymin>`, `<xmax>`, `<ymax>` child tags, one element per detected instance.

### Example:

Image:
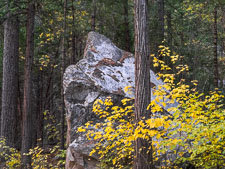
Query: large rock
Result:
<box><xmin>64</xmin><ymin>32</ymin><xmax>175</xmax><ymax>169</ymax></box>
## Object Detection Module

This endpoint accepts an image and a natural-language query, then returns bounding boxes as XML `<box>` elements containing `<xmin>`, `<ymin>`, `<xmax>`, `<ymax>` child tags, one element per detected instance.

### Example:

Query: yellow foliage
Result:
<box><xmin>77</xmin><ymin>45</ymin><xmax>225</xmax><ymax>168</ymax></box>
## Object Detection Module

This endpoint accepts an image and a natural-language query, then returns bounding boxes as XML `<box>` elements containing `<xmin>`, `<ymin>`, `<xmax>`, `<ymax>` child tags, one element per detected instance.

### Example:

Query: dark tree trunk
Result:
<box><xmin>123</xmin><ymin>0</ymin><xmax>131</xmax><ymax>52</ymax></box>
<box><xmin>158</xmin><ymin>0</ymin><xmax>164</xmax><ymax>43</ymax></box>
<box><xmin>71</xmin><ymin>0</ymin><xmax>76</xmax><ymax>64</ymax></box>
<box><xmin>79</xmin><ymin>40</ymin><xmax>83</xmax><ymax>58</ymax></box>
<box><xmin>1</xmin><ymin>8</ymin><xmax>19</xmax><ymax>148</ymax></box>
<box><xmin>21</xmin><ymin>2</ymin><xmax>35</xmax><ymax>167</ymax></box>
<box><xmin>167</xmin><ymin>11</ymin><xmax>172</xmax><ymax>48</ymax></box>
<box><xmin>36</xmin><ymin>71</ymin><xmax>43</xmax><ymax>146</ymax></box>
<box><xmin>91</xmin><ymin>0</ymin><xmax>96</xmax><ymax>31</ymax></box>
<box><xmin>71</xmin><ymin>35</ymin><xmax>76</xmax><ymax>64</ymax></box>
<box><xmin>17</xmin><ymin>79</ymin><xmax>22</xmax><ymax>150</ymax></box>
<box><xmin>133</xmin><ymin>0</ymin><xmax>152</xmax><ymax>168</ymax></box>
<box><xmin>213</xmin><ymin>6</ymin><xmax>219</xmax><ymax>88</ymax></box>
<box><xmin>32</xmin><ymin>77</ymin><xmax>37</xmax><ymax>148</ymax></box>
<box><xmin>60</xmin><ymin>0</ymin><xmax>67</xmax><ymax>150</ymax></box>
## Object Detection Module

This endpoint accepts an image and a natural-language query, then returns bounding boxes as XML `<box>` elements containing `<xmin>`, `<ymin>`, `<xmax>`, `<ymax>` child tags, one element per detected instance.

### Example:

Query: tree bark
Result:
<box><xmin>167</xmin><ymin>11</ymin><xmax>172</xmax><ymax>48</ymax></box>
<box><xmin>71</xmin><ymin>0</ymin><xmax>76</xmax><ymax>64</ymax></box>
<box><xmin>1</xmin><ymin>6</ymin><xmax>19</xmax><ymax>148</ymax></box>
<box><xmin>79</xmin><ymin>40</ymin><xmax>83</xmax><ymax>58</ymax></box>
<box><xmin>158</xmin><ymin>0</ymin><xmax>164</xmax><ymax>43</ymax></box>
<box><xmin>17</xmin><ymin>78</ymin><xmax>22</xmax><ymax>150</ymax></box>
<box><xmin>36</xmin><ymin>70</ymin><xmax>43</xmax><ymax>146</ymax></box>
<box><xmin>21</xmin><ymin>2</ymin><xmax>35</xmax><ymax>167</ymax></box>
<box><xmin>32</xmin><ymin>77</ymin><xmax>37</xmax><ymax>148</ymax></box>
<box><xmin>213</xmin><ymin>6</ymin><xmax>219</xmax><ymax>88</ymax></box>
<box><xmin>133</xmin><ymin>0</ymin><xmax>152</xmax><ymax>168</ymax></box>
<box><xmin>60</xmin><ymin>0</ymin><xmax>67</xmax><ymax>150</ymax></box>
<box><xmin>123</xmin><ymin>0</ymin><xmax>131</xmax><ymax>52</ymax></box>
<box><xmin>91</xmin><ymin>0</ymin><xmax>96</xmax><ymax>31</ymax></box>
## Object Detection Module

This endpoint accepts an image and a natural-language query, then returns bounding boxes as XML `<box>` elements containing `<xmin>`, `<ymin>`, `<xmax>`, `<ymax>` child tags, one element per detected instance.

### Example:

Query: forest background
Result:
<box><xmin>0</xmin><ymin>0</ymin><xmax>225</xmax><ymax>168</ymax></box>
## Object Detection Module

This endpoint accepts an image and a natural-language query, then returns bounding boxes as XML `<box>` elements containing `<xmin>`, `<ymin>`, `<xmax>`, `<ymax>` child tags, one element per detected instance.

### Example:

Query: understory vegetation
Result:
<box><xmin>0</xmin><ymin>112</ymin><xmax>66</xmax><ymax>169</ymax></box>
<box><xmin>1</xmin><ymin>46</ymin><xmax>224</xmax><ymax>168</ymax></box>
<box><xmin>78</xmin><ymin>46</ymin><xmax>225</xmax><ymax>169</ymax></box>
<box><xmin>0</xmin><ymin>137</ymin><xmax>65</xmax><ymax>169</ymax></box>
<box><xmin>0</xmin><ymin>0</ymin><xmax>225</xmax><ymax>168</ymax></box>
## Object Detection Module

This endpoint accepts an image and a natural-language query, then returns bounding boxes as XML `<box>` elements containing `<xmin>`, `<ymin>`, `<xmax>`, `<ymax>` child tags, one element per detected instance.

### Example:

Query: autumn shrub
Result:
<box><xmin>0</xmin><ymin>137</ymin><xmax>21</xmax><ymax>168</ymax></box>
<box><xmin>44</xmin><ymin>110</ymin><xmax>60</xmax><ymax>143</ymax></box>
<box><xmin>27</xmin><ymin>145</ymin><xmax>65</xmax><ymax>169</ymax></box>
<box><xmin>27</xmin><ymin>110</ymin><xmax>65</xmax><ymax>169</ymax></box>
<box><xmin>0</xmin><ymin>110</ymin><xmax>65</xmax><ymax>168</ymax></box>
<box><xmin>0</xmin><ymin>139</ymin><xmax>65</xmax><ymax>169</ymax></box>
<box><xmin>78</xmin><ymin>45</ymin><xmax>225</xmax><ymax>169</ymax></box>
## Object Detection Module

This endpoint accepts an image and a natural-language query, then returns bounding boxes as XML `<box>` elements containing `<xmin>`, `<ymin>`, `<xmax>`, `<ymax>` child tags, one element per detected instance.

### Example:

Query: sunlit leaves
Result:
<box><xmin>78</xmin><ymin>45</ymin><xmax>225</xmax><ymax>168</ymax></box>
<box><xmin>0</xmin><ymin>137</ymin><xmax>21</xmax><ymax>168</ymax></box>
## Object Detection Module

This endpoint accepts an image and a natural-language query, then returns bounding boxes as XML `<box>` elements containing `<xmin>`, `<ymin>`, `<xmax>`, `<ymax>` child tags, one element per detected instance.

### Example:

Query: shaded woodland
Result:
<box><xmin>0</xmin><ymin>0</ymin><xmax>225</xmax><ymax>168</ymax></box>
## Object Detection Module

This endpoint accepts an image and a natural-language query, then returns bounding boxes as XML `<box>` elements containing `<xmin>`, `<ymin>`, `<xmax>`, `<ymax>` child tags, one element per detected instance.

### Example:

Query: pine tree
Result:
<box><xmin>21</xmin><ymin>2</ymin><xmax>35</xmax><ymax>167</ymax></box>
<box><xmin>1</xmin><ymin>0</ymin><xmax>19</xmax><ymax>148</ymax></box>
<box><xmin>134</xmin><ymin>0</ymin><xmax>153</xmax><ymax>168</ymax></box>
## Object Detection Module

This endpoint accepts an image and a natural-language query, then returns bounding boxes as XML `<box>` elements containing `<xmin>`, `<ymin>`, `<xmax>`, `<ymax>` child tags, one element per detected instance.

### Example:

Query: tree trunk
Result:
<box><xmin>17</xmin><ymin>78</ymin><xmax>22</xmax><ymax>150</ymax></box>
<box><xmin>167</xmin><ymin>11</ymin><xmax>172</xmax><ymax>48</ymax></box>
<box><xmin>91</xmin><ymin>0</ymin><xmax>96</xmax><ymax>31</ymax></box>
<box><xmin>123</xmin><ymin>0</ymin><xmax>131</xmax><ymax>52</ymax></box>
<box><xmin>71</xmin><ymin>0</ymin><xmax>76</xmax><ymax>64</ymax></box>
<box><xmin>1</xmin><ymin>7</ymin><xmax>19</xmax><ymax>148</ymax></box>
<box><xmin>21</xmin><ymin>2</ymin><xmax>35</xmax><ymax>167</ymax></box>
<box><xmin>60</xmin><ymin>0</ymin><xmax>67</xmax><ymax>150</ymax></box>
<box><xmin>79</xmin><ymin>40</ymin><xmax>83</xmax><ymax>58</ymax></box>
<box><xmin>213</xmin><ymin>6</ymin><xmax>219</xmax><ymax>88</ymax></box>
<box><xmin>158</xmin><ymin>0</ymin><xmax>164</xmax><ymax>43</ymax></box>
<box><xmin>133</xmin><ymin>0</ymin><xmax>152</xmax><ymax>168</ymax></box>
<box><xmin>32</xmin><ymin>76</ymin><xmax>37</xmax><ymax>148</ymax></box>
<box><xmin>36</xmin><ymin>71</ymin><xmax>43</xmax><ymax>146</ymax></box>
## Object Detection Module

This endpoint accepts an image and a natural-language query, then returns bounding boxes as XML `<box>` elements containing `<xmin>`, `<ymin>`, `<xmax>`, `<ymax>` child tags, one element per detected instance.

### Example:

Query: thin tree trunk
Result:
<box><xmin>91</xmin><ymin>0</ymin><xmax>96</xmax><ymax>31</ymax></box>
<box><xmin>32</xmin><ymin>76</ymin><xmax>37</xmax><ymax>148</ymax></box>
<box><xmin>21</xmin><ymin>2</ymin><xmax>35</xmax><ymax>167</ymax></box>
<box><xmin>1</xmin><ymin>5</ymin><xmax>19</xmax><ymax>148</ymax></box>
<box><xmin>213</xmin><ymin>6</ymin><xmax>219</xmax><ymax>88</ymax></box>
<box><xmin>123</xmin><ymin>0</ymin><xmax>131</xmax><ymax>52</ymax></box>
<box><xmin>36</xmin><ymin>70</ymin><xmax>43</xmax><ymax>146</ymax></box>
<box><xmin>17</xmin><ymin>80</ymin><xmax>22</xmax><ymax>150</ymax></box>
<box><xmin>71</xmin><ymin>0</ymin><xmax>76</xmax><ymax>64</ymax></box>
<box><xmin>60</xmin><ymin>0</ymin><xmax>67</xmax><ymax>150</ymax></box>
<box><xmin>167</xmin><ymin>11</ymin><xmax>172</xmax><ymax>48</ymax></box>
<box><xmin>158</xmin><ymin>0</ymin><xmax>164</xmax><ymax>43</ymax></box>
<box><xmin>79</xmin><ymin>40</ymin><xmax>83</xmax><ymax>58</ymax></box>
<box><xmin>133</xmin><ymin>0</ymin><xmax>152</xmax><ymax>168</ymax></box>
<box><xmin>71</xmin><ymin>35</ymin><xmax>76</xmax><ymax>64</ymax></box>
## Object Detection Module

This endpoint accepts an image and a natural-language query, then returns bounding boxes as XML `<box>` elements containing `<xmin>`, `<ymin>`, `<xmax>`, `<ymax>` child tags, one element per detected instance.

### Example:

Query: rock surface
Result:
<box><xmin>64</xmin><ymin>32</ymin><xmax>175</xmax><ymax>169</ymax></box>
